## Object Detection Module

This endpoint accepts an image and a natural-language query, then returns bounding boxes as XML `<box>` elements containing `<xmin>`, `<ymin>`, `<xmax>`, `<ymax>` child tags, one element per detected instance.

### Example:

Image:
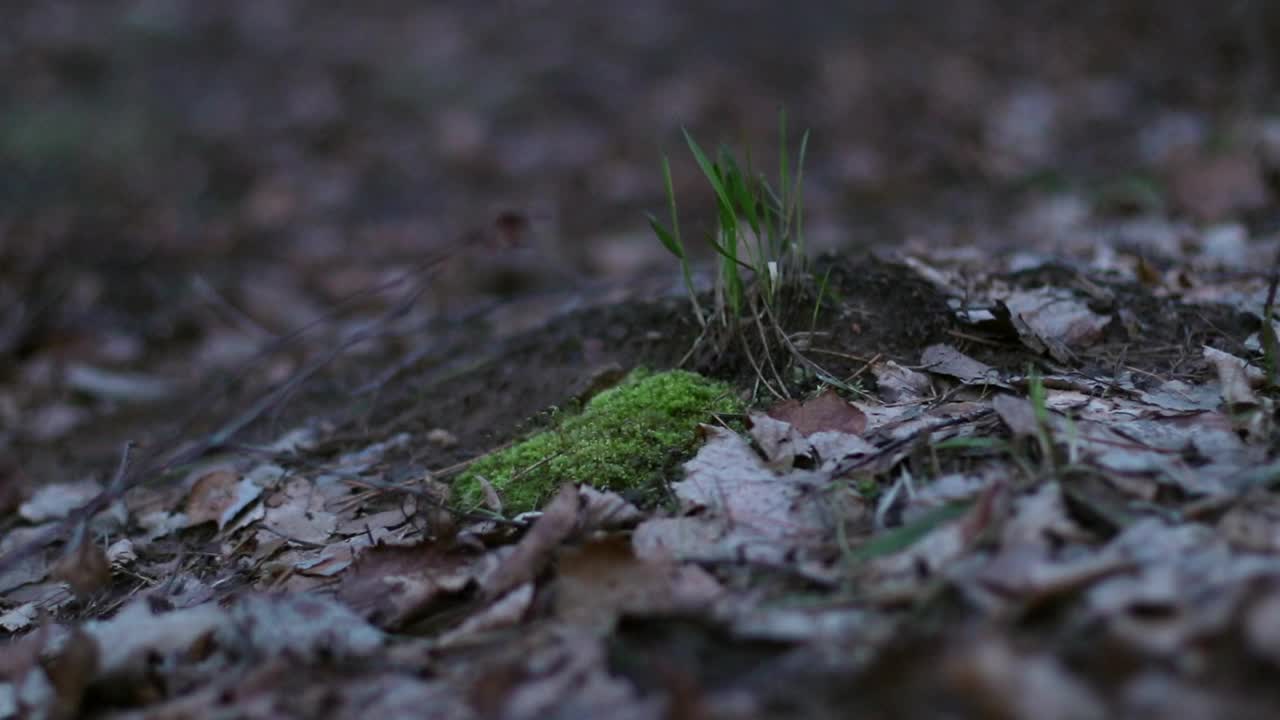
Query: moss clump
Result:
<box><xmin>454</xmin><ymin>369</ymin><xmax>742</xmax><ymax>514</ymax></box>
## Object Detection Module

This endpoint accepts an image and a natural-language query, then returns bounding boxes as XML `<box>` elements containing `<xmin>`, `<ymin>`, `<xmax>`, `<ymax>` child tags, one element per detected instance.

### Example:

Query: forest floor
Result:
<box><xmin>3</xmin><ymin>2</ymin><xmax>1280</xmax><ymax>718</ymax></box>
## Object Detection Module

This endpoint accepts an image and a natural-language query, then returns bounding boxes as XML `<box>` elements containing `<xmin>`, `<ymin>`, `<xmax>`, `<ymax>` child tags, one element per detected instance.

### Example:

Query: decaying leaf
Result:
<box><xmin>51</xmin><ymin>537</ymin><xmax>111</xmax><ymax>600</ymax></box>
<box><xmin>184</xmin><ymin>469</ymin><xmax>262</xmax><ymax>530</ymax></box>
<box><xmin>766</xmin><ymin>388</ymin><xmax>867</xmax><ymax>436</ymax></box>
<box><xmin>634</xmin><ymin>425</ymin><xmax>863</xmax><ymax>583</ymax></box>
<box><xmin>19</xmin><ymin>480</ymin><xmax>102</xmax><ymax>524</ymax></box>
<box><xmin>553</xmin><ymin>536</ymin><xmax>722</xmax><ymax>632</ymax></box>
<box><xmin>480</xmin><ymin>484</ymin><xmax>580</xmax><ymax>600</ymax></box>
<box><xmin>999</xmin><ymin>287</ymin><xmax>1110</xmax><ymax>362</ymax></box>
<box><xmin>337</xmin><ymin>542</ymin><xmax>485</xmax><ymax>630</ymax></box>
<box><xmin>920</xmin><ymin>343</ymin><xmax>1009</xmax><ymax>387</ymax></box>
<box><xmin>870</xmin><ymin>360</ymin><xmax>933</xmax><ymax>402</ymax></box>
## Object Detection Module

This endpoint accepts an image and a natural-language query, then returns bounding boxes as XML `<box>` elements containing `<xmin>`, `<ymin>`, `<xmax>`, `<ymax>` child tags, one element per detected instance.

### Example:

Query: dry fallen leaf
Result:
<box><xmin>480</xmin><ymin>484</ymin><xmax>580</xmax><ymax>600</ymax></box>
<box><xmin>1000</xmin><ymin>287</ymin><xmax>1110</xmax><ymax>362</ymax></box>
<box><xmin>337</xmin><ymin>542</ymin><xmax>483</xmax><ymax>629</ymax></box>
<box><xmin>553</xmin><ymin>536</ymin><xmax>722</xmax><ymax>632</ymax></box>
<box><xmin>52</xmin><ymin>537</ymin><xmax>111</xmax><ymax>600</ymax></box>
<box><xmin>184</xmin><ymin>469</ymin><xmax>261</xmax><ymax>530</ymax></box>
<box><xmin>766</xmin><ymin>388</ymin><xmax>867</xmax><ymax>436</ymax></box>
<box><xmin>19</xmin><ymin>480</ymin><xmax>102</xmax><ymax>524</ymax></box>
<box><xmin>920</xmin><ymin>343</ymin><xmax>1008</xmax><ymax>387</ymax></box>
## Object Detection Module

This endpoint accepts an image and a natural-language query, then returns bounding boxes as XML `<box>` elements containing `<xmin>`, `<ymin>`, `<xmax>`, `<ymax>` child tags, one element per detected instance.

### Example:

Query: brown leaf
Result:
<box><xmin>480</xmin><ymin>484</ymin><xmax>579</xmax><ymax>600</ymax></box>
<box><xmin>766</xmin><ymin>388</ymin><xmax>866</xmax><ymax>437</ymax></box>
<box><xmin>41</xmin><ymin>625</ymin><xmax>100</xmax><ymax>720</ymax></box>
<box><xmin>554</xmin><ymin>536</ymin><xmax>721</xmax><ymax>632</ymax></box>
<box><xmin>52</xmin><ymin>537</ymin><xmax>111</xmax><ymax>599</ymax></box>
<box><xmin>337</xmin><ymin>543</ymin><xmax>480</xmax><ymax>629</ymax></box>
<box><xmin>184</xmin><ymin>469</ymin><xmax>260</xmax><ymax>530</ymax></box>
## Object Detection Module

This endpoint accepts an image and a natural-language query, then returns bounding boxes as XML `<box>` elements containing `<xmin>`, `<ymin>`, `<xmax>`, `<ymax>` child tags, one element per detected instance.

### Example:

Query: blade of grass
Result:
<box><xmin>647</xmin><ymin>214</ymin><xmax>683</xmax><ymax>259</ymax></box>
<box><xmin>848</xmin><ymin>502</ymin><xmax>972</xmax><ymax>563</ymax></box>
<box><xmin>789</xmin><ymin>129</ymin><xmax>810</xmax><ymax>256</ymax></box>
<box><xmin>682</xmin><ymin>129</ymin><xmax>735</xmax><ymax>221</ymax></box>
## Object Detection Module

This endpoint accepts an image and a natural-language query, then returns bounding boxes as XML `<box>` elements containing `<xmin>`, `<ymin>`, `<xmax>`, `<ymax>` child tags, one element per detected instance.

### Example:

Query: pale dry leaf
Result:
<box><xmin>256</xmin><ymin>476</ymin><xmax>338</xmax><ymax>546</ymax></box>
<box><xmin>0</xmin><ymin>525</ymin><xmax>57</xmax><ymax>593</ymax></box>
<box><xmin>870</xmin><ymin>360</ymin><xmax>932</xmax><ymax>403</ymax></box>
<box><xmin>633</xmin><ymin>427</ymin><xmax>850</xmax><ymax>583</ymax></box>
<box><xmin>1002</xmin><ymin>287</ymin><xmax>1110</xmax><ymax>361</ymax></box>
<box><xmin>748</xmin><ymin>412</ymin><xmax>808</xmax><ymax>469</ymax></box>
<box><xmin>19</xmin><ymin>480</ymin><xmax>102</xmax><ymax>524</ymax></box>
<box><xmin>576</xmin><ymin>486</ymin><xmax>644</xmax><ymax>532</ymax></box>
<box><xmin>992</xmin><ymin>394</ymin><xmax>1041</xmax><ymax>437</ymax></box>
<box><xmin>673</xmin><ymin>427</ymin><xmax>827</xmax><ymax>541</ymax></box>
<box><xmin>86</xmin><ymin>599</ymin><xmax>230</xmax><ymax>680</ymax></box>
<box><xmin>806</xmin><ymin>430</ymin><xmax>875</xmax><ymax>471</ymax></box>
<box><xmin>1203</xmin><ymin>345</ymin><xmax>1262</xmax><ymax>407</ymax></box>
<box><xmin>1088</xmin><ymin>519</ymin><xmax>1280</xmax><ymax>657</ymax></box>
<box><xmin>105</xmin><ymin>538</ymin><xmax>136</xmax><ymax>566</ymax></box>
<box><xmin>223</xmin><ymin>594</ymin><xmax>384</xmax><ymax>659</ymax></box>
<box><xmin>920</xmin><ymin>344</ymin><xmax>1008</xmax><ymax>387</ymax></box>
<box><xmin>721</xmin><ymin>602</ymin><xmax>875</xmax><ymax>643</ymax></box>
<box><xmin>0</xmin><ymin>603</ymin><xmax>37</xmax><ymax>633</ymax></box>
<box><xmin>867</xmin><ymin>481</ymin><xmax>1005</xmax><ymax>597</ymax></box>
<box><xmin>27</xmin><ymin>403</ymin><xmax>89</xmax><ymax>442</ymax></box>
<box><xmin>1001</xmin><ymin>482</ymin><xmax>1088</xmax><ymax>550</ymax></box>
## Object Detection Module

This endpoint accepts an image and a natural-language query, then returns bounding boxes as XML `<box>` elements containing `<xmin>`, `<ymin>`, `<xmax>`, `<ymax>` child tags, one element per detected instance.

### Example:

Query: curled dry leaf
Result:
<box><xmin>576</xmin><ymin>486</ymin><xmax>644</xmax><ymax>532</ymax></box>
<box><xmin>920</xmin><ymin>343</ymin><xmax>1008</xmax><ymax>387</ymax></box>
<box><xmin>1203</xmin><ymin>345</ymin><xmax>1263</xmax><ymax>408</ymax></box>
<box><xmin>870</xmin><ymin>360</ymin><xmax>932</xmax><ymax>403</ymax></box>
<box><xmin>435</xmin><ymin>583</ymin><xmax>536</xmax><ymax>648</ymax></box>
<box><xmin>184</xmin><ymin>469</ymin><xmax>261</xmax><ymax>530</ymax></box>
<box><xmin>480</xmin><ymin>484</ymin><xmax>579</xmax><ymax>600</ymax></box>
<box><xmin>999</xmin><ymin>287</ymin><xmax>1110</xmax><ymax>362</ymax></box>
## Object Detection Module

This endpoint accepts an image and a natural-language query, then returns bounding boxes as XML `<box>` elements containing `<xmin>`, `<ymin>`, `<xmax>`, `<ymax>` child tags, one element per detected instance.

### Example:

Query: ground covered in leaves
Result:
<box><xmin>4</xmin><ymin>2</ymin><xmax>1280</xmax><ymax>719</ymax></box>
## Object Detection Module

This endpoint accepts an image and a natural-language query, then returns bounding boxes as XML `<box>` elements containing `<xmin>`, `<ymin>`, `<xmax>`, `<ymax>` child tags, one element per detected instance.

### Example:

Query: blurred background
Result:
<box><xmin>4</xmin><ymin>0</ymin><xmax>1279</xmax><ymax>275</ymax></box>
<box><xmin>4</xmin><ymin>0</ymin><xmax>1280</xmax><ymax>509</ymax></box>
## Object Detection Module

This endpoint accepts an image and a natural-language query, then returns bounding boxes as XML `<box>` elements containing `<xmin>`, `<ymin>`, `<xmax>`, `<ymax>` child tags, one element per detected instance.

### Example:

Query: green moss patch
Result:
<box><xmin>454</xmin><ymin>369</ymin><xmax>743</xmax><ymax>514</ymax></box>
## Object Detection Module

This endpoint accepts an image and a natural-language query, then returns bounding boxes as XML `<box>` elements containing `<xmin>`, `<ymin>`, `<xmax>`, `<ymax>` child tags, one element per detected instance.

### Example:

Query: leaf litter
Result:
<box><xmin>4</xmin><ymin>253</ymin><xmax>1277</xmax><ymax>720</ymax></box>
<box><xmin>4</xmin><ymin>5</ymin><xmax>1280</xmax><ymax>719</ymax></box>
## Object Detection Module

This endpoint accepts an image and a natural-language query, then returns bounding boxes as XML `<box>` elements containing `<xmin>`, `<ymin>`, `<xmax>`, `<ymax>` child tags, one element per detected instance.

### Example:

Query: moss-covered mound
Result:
<box><xmin>453</xmin><ymin>369</ymin><xmax>743</xmax><ymax>514</ymax></box>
